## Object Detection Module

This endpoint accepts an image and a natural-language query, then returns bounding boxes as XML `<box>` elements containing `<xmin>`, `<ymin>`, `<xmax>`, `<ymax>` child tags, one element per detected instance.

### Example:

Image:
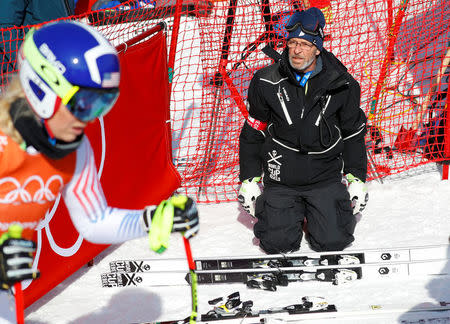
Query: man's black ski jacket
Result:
<box><xmin>239</xmin><ymin>48</ymin><xmax>367</xmax><ymax>188</ymax></box>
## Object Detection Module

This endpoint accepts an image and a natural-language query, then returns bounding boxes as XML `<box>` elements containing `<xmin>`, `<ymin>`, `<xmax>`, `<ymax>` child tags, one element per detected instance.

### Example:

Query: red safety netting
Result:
<box><xmin>1</xmin><ymin>0</ymin><xmax>449</xmax><ymax>204</ymax></box>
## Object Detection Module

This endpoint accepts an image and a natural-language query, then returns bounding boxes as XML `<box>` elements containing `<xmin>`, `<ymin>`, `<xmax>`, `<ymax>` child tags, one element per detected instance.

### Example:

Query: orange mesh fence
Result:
<box><xmin>1</xmin><ymin>0</ymin><xmax>449</xmax><ymax>203</ymax></box>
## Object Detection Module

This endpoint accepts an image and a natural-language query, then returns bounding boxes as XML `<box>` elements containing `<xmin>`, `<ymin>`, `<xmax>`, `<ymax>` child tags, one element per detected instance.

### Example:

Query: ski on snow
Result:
<box><xmin>101</xmin><ymin>245</ymin><xmax>449</xmax><ymax>288</ymax></box>
<box><xmin>199</xmin><ymin>295</ymin><xmax>337</xmax><ymax>321</ymax></box>
<box><xmin>130</xmin><ymin>295</ymin><xmax>336</xmax><ymax>323</ymax></box>
<box><xmin>131</xmin><ymin>299</ymin><xmax>450</xmax><ymax>323</ymax></box>
<box><xmin>108</xmin><ymin>244</ymin><xmax>448</xmax><ymax>273</ymax></box>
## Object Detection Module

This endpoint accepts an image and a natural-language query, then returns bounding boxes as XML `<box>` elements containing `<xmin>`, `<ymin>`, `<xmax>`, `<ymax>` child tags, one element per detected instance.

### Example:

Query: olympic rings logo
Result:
<box><xmin>0</xmin><ymin>175</ymin><xmax>63</xmax><ymax>204</ymax></box>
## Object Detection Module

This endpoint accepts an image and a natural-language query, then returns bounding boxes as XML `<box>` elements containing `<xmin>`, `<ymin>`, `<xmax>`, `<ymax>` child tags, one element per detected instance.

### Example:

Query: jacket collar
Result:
<box><xmin>279</xmin><ymin>48</ymin><xmax>348</xmax><ymax>90</ymax></box>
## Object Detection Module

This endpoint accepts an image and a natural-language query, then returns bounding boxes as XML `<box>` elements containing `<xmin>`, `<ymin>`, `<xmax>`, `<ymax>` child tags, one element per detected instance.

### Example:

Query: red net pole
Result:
<box><xmin>443</xmin><ymin>76</ymin><xmax>450</xmax><ymax>180</ymax></box>
<box><xmin>369</xmin><ymin>0</ymin><xmax>410</xmax><ymax>121</ymax></box>
<box><xmin>168</xmin><ymin>0</ymin><xmax>184</xmax><ymax>97</ymax></box>
<box><xmin>386</xmin><ymin>0</ymin><xmax>393</xmax><ymax>34</ymax></box>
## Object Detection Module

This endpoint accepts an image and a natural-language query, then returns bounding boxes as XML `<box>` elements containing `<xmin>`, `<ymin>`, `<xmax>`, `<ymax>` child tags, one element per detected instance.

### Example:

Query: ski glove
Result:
<box><xmin>346</xmin><ymin>173</ymin><xmax>369</xmax><ymax>215</ymax></box>
<box><xmin>238</xmin><ymin>177</ymin><xmax>262</xmax><ymax>217</ymax></box>
<box><xmin>142</xmin><ymin>195</ymin><xmax>199</xmax><ymax>253</ymax></box>
<box><xmin>0</xmin><ymin>225</ymin><xmax>40</xmax><ymax>290</ymax></box>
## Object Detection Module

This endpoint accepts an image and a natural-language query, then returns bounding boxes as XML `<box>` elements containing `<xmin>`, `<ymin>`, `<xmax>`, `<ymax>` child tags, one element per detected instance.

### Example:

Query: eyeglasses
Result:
<box><xmin>286</xmin><ymin>39</ymin><xmax>315</xmax><ymax>50</ymax></box>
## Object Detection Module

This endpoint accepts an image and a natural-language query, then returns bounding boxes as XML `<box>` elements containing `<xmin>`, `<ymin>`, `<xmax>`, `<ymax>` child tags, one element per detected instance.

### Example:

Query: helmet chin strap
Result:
<box><xmin>41</xmin><ymin>96</ymin><xmax>62</xmax><ymax>146</ymax></box>
<box><xmin>42</xmin><ymin>119</ymin><xmax>57</xmax><ymax>146</ymax></box>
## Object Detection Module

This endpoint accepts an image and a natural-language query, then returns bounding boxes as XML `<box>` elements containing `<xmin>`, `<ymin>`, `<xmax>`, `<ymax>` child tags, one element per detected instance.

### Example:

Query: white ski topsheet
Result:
<box><xmin>210</xmin><ymin>309</ymin><xmax>450</xmax><ymax>324</ymax></box>
<box><xmin>195</xmin><ymin>303</ymin><xmax>450</xmax><ymax>324</ymax></box>
<box><xmin>108</xmin><ymin>244</ymin><xmax>449</xmax><ymax>273</ymax></box>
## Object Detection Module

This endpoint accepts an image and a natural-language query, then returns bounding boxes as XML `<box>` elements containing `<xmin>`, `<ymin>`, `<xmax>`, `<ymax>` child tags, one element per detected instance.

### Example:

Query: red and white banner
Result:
<box><xmin>23</xmin><ymin>27</ymin><xmax>181</xmax><ymax>307</ymax></box>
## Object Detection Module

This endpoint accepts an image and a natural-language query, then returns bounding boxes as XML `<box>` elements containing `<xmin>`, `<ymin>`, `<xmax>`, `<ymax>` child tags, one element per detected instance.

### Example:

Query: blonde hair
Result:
<box><xmin>0</xmin><ymin>75</ymin><xmax>25</xmax><ymax>144</ymax></box>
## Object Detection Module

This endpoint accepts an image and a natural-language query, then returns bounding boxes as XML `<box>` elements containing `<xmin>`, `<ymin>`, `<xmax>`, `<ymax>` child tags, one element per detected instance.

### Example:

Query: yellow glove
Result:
<box><xmin>144</xmin><ymin>196</ymin><xmax>199</xmax><ymax>253</ymax></box>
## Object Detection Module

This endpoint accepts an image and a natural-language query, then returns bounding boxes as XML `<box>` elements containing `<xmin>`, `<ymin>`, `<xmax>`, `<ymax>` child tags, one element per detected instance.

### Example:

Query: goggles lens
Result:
<box><xmin>285</xmin><ymin>12</ymin><xmax>323</xmax><ymax>38</ymax></box>
<box><xmin>67</xmin><ymin>87</ymin><xmax>119</xmax><ymax>122</ymax></box>
<box><xmin>285</xmin><ymin>21</ymin><xmax>322</xmax><ymax>37</ymax></box>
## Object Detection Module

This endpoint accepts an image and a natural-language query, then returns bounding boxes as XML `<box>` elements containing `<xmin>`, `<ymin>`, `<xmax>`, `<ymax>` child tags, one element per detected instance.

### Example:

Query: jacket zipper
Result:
<box><xmin>277</xmin><ymin>89</ymin><xmax>293</xmax><ymax>125</ymax></box>
<box><xmin>315</xmin><ymin>95</ymin><xmax>331</xmax><ymax>126</ymax></box>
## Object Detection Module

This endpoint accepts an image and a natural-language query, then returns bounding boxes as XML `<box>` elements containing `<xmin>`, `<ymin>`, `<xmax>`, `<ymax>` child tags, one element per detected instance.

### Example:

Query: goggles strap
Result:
<box><xmin>286</xmin><ymin>21</ymin><xmax>323</xmax><ymax>39</ymax></box>
<box><xmin>62</xmin><ymin>85</ymin><xmax>80</xmax><ymax>105</ymax></box>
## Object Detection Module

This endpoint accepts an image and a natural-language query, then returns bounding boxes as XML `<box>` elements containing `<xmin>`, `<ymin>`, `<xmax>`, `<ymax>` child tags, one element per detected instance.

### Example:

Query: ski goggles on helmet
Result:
<box><xmin>285</xmin><ymin>12</ymin><xmax>324</xmax><ymax>39</ymax></box>
<box><xmin>66</xmin><ymin>86</ymin><xmax>119</xmax><ymax>122</ymax></box>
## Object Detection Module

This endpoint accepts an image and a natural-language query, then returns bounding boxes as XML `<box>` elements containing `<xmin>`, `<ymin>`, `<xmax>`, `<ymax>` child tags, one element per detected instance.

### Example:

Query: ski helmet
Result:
<box><xmin>18</xmin><ymin>20</ymin><xmax>120</xmax><ymax>122</ymax></box>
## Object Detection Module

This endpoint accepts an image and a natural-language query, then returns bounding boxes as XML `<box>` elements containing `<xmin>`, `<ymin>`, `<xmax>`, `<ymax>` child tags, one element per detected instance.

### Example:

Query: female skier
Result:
<box><xmin>0</xmin><ymin>20</ymin><xmax>199</xmax><ymax>322</ymax></box>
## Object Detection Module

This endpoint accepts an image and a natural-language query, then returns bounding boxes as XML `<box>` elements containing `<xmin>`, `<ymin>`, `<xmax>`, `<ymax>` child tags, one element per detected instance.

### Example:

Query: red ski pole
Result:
<box><xmin>14</xmin><ymin>281</ymin><xmax>24</xmax><ymax>324</ymax></box>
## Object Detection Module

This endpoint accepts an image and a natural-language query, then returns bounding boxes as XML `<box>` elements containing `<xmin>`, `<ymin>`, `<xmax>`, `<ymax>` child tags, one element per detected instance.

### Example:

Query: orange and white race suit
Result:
<box><xmin>0</xmin><ymin>130</ymin><xmax>147</xmax><ymax>243</ymax></box>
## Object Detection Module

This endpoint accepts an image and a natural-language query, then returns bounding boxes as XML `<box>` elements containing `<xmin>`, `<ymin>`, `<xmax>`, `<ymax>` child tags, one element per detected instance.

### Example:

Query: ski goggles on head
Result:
<box><xmin>285</xmin><ymin>12</ymin><xmax>324</xmax><ymax>39</ymax></box>
<box><xmin>66</xmin><ymin>86</ymin><xmax>119</xmax><ymax>122</ymax></box>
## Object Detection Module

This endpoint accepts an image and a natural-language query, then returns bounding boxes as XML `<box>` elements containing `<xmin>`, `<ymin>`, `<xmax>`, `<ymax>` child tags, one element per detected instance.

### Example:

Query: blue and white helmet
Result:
<box><xmin>18</xmin><ymin>20</ymin><xmax>120</xmax><ymax>122</ymax></box>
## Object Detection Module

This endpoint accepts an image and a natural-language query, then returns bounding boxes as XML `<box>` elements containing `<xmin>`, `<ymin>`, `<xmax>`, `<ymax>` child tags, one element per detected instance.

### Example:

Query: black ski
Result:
<box><xmin>101</xmin><ymin>267</ymin><xmax>360</xmax><ymax>289</ymax></box>
<box><xmin>192</xmin><ymin>267</ymin><xmax>361</xmax><ymax>290</ymax></box>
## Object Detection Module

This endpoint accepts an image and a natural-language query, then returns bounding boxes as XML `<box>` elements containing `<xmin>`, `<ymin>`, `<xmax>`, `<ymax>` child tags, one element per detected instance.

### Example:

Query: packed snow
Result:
<box><xmin>24</xmin><ymin>163</ymin><xmax>450</xmax><ymax>324</ymax></box>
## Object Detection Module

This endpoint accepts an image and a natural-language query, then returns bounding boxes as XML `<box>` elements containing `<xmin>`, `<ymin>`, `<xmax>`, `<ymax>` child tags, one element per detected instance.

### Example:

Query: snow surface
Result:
<box><xmin>24</xmin><ymin>163</ymin><xmax>450</xmax><ymax>324</ymax></box>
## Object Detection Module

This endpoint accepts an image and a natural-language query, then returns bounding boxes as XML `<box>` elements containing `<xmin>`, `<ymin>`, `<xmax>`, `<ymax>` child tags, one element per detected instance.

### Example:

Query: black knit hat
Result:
<box><xmin>286</xmin><ymin>7</ymin><xmax>326</xmax><ymax>51</ymax></box>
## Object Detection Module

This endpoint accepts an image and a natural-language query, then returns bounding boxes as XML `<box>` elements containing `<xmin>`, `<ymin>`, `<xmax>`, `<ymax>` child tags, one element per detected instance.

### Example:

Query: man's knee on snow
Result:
<box><xmin>307</xmin><ymin>198</ymin><xmax>356</xmax><ymax>251</ymax></box>
<box><xmin>254</xmin><ymin>218</ymin><xmax>302</xmax><ymax>253</ymax></box>
<box><xmin>254</xmin><ymin>212</ymin><xmax>303</xmax><ymax>253</ymax></box>
<box><xmin>307</xmin><ymin>233</ymin><xmax>354</xmax><ymax>252</ymax></box>
<box><xmin>258</xmin><ymin>235</ymin><xmax>301</xmax><ymax>254</ymax></box>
